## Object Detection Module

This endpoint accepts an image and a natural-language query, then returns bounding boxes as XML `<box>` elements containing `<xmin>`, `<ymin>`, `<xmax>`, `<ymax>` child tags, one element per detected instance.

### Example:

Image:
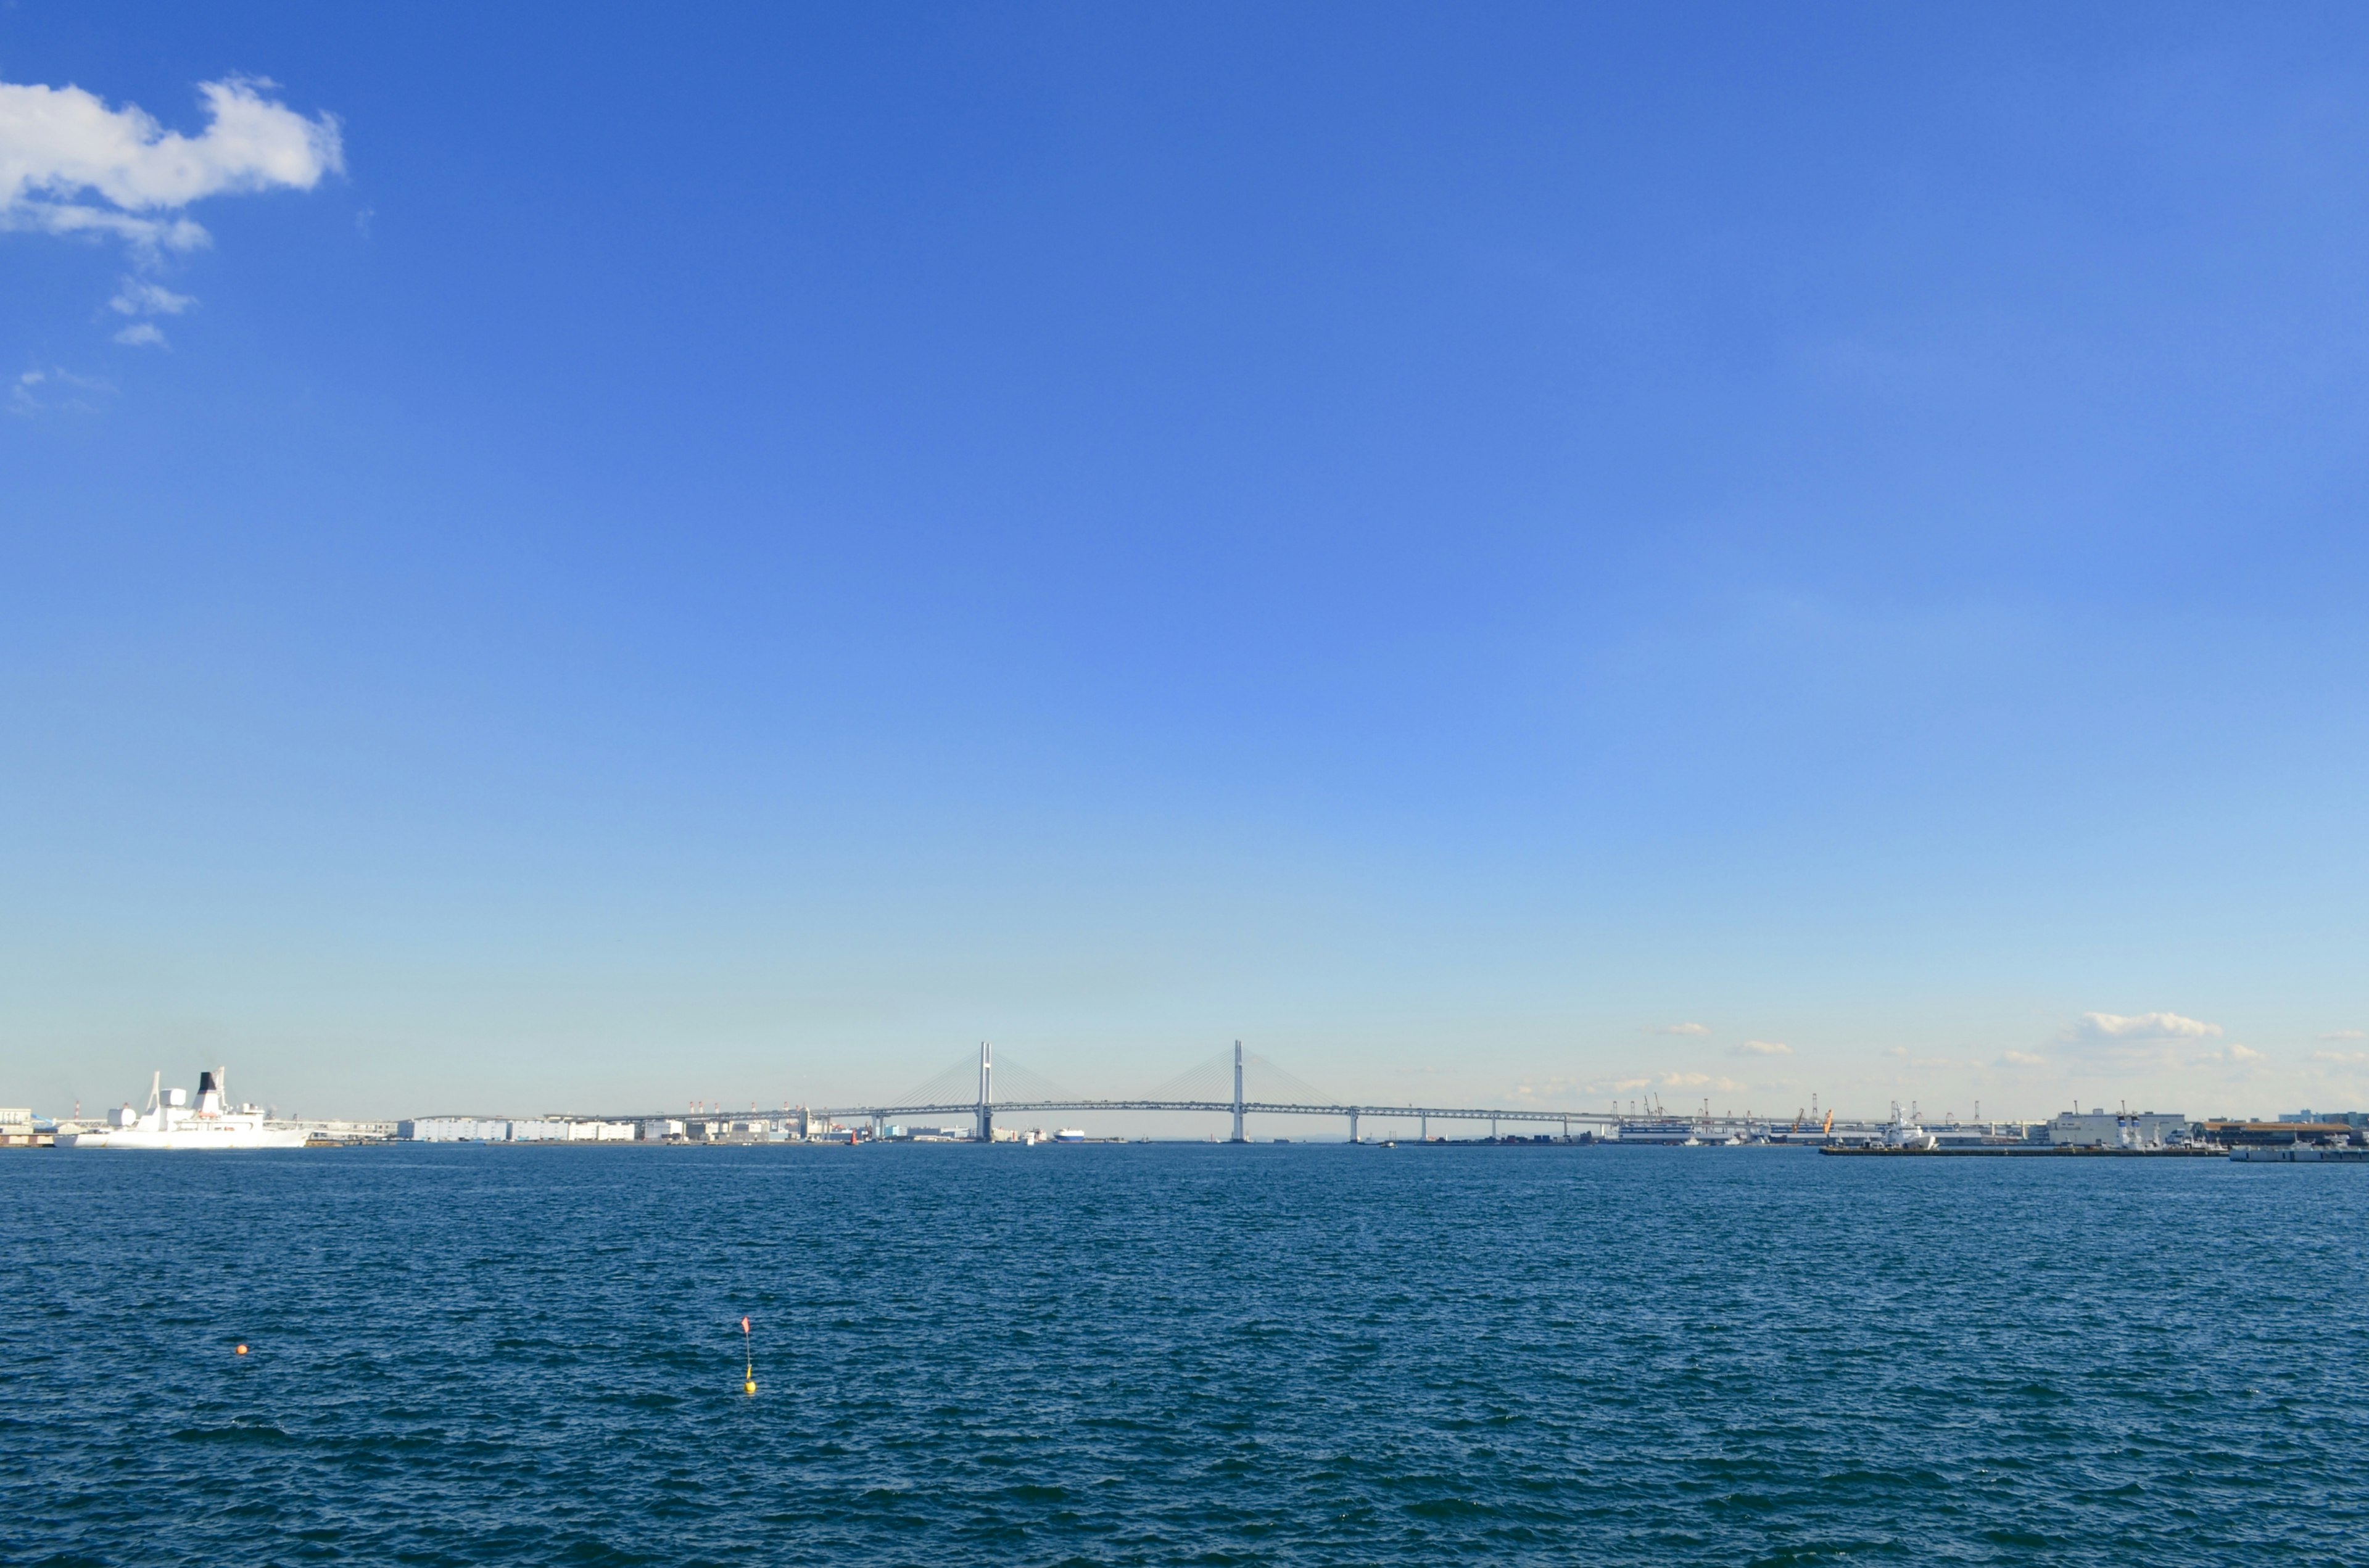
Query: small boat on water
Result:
<box><xmin>58</xmin><ymin>1069</ymin><xmax>307</xmax><ymax>1151</ymax></box>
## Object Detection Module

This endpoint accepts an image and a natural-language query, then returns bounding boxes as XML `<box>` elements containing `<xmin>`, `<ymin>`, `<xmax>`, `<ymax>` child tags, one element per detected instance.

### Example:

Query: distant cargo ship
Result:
<box><xmin>58</xmin><ymin>1069</ymin><xmax>307</xmax><ymax>1151</ymax></box>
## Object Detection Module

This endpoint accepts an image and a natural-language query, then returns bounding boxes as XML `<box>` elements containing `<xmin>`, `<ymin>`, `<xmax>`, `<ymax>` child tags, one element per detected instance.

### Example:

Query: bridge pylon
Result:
<box><xmin>975</xmin><ymin>1041</ymin><xmax>993</xmax><ymax>1143</ymax></box>
<box><xmin>1231</xmin><ymin>1039</ymin><xmax>1246</xmax><ymax>1143</ymax></box>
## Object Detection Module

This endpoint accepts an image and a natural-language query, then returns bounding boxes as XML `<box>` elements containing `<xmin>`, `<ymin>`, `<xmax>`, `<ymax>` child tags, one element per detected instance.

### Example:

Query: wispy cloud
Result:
<box><xmin>7</xmin><ymin>364</ymin><xmax>115</xmax><ymax>415</ymax></box>
<box><xmin>1999</xmin><ymin>1049</ymin><xmax>2048</xmax><ymax>1067</ymax></box>
<box><xmin>1650</xmin><ymin>1022</ymin><xmax>1710</xmax><ymax>1036</ymax></box>
<box><xmin>109</xmin><ymin>277</ymin><xmax>193</xmax><ymax>316</ymax></box>
<box><xmin>2061</xmin><ymin>1010</ymin><xmax>2248</xmax><ymax>1071</ymax></box>
<box><xmin>2076</xmin><ymin>1011</ymin><xmax>2221</xmax><ymax>1041</ymax></box>
<box><xmin>1731</xmin><ymin>1039</ymin><xmax>1791</xmax><ymax>1057</ymax></box>
<box><xmin>1656</xmin><ymin>1070</ymin><xmax>1748</xmax><ymax>1093</ymax></box>
<box><xmin>104</xmin><ymin>275</ymin><xmax>188</xmax><ymax>347</ymax></box>
<box><xmin>1596</xmin><ymin>1070</ymin><xmax>1747</xmax><ymax>1096</ymax></box>
<box><xmin>2320</xmin><ymin>1029</ymin><xmax>2366</xmax><ymax>1042</ymax></box>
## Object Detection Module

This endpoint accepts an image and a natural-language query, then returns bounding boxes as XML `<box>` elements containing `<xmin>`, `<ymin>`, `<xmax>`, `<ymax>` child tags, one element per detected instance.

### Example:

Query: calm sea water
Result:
<box><xmin>6</xmin><ymin>1144</ymin><xmax>2367</xmax><ymax>1566</ymax></box>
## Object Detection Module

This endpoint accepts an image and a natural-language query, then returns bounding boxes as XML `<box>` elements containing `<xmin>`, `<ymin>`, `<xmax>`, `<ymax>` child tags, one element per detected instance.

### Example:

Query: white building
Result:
<box><xmin>566</xmin><ymin>1120</ymin><xmax>635</xmax><ymax>1141</ymax></box>
<box><xmin>399</xmin><ymin>1117</ymin><xmax>513</xmax><ymax>1142</ymax></box>
<box><xmin>2046</xmin><ymin>1109</ymin><xmax>2189</xmax><ymax>1148</ymax></box>
<box><xmin>503</xmin><ymin>1118</ymin><xmax>637</xmax><ymax>1142</ymax></box>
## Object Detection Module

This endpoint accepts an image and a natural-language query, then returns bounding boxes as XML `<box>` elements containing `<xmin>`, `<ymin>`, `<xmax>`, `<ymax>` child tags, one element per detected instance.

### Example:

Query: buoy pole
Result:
<box><xmin>742</xmin><ymin>1314</ymin><xmax>755</xmax><ymax>1396</ymax></box>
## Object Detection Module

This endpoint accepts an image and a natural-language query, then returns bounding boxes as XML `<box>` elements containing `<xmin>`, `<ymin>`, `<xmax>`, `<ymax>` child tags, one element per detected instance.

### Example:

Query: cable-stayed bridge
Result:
<box><xmin>814</xmin><ymin>1042</ymin><xmax>1843</xmax><ymax>1143</ymax></box>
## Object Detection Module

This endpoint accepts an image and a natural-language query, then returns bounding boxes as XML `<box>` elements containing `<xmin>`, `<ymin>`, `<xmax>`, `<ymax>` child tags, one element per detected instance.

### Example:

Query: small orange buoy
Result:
<box><xmin>234</xmin><ymin>1344</ymin><xmax>249</xmax><ymax>1355</ymax></box>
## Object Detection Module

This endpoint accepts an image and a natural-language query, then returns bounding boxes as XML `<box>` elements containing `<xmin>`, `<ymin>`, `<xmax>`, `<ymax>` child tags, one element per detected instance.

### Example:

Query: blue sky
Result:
<box><xmin>4</xmin><ymin>2</ymin><xmax>2366</xmax><ymax>1124</ymax></box>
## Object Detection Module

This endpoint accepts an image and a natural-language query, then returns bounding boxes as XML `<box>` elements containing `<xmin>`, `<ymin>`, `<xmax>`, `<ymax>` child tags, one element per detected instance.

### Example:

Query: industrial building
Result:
<box><xmin>399</xmin><ymin>1117</ymin><xmax>637</xmax><ymax>1142</ymax></box>
<box><xmin>399</xmin><ymin>1117</ymin><xmax>513</xmax><ymax>1142</ymax></box>
<box><xmin>2045</xmin><ymin>1109</ymin><xmax>2191</xmax><ymax>1148</ymax></box>
<box><xmin>2202</xmin><ymin>1118</ymin><xmax>2365</xmax><ymax>1148</ymax></box>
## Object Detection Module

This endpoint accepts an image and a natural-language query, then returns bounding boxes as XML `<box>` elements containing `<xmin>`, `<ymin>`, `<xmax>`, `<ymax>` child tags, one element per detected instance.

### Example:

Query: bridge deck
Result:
<box><xmin>808</xmin><ymin>1099</ymin><xmax>1862</xmax><ymax>1133</ymax></box>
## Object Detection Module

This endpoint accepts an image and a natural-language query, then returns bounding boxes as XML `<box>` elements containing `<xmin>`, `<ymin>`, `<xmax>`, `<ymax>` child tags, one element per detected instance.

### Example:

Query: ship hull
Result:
<box><xmin>59</xmin><ymin>1126</ymin><xmax>309</xmax><ymax>1150</ymax></box>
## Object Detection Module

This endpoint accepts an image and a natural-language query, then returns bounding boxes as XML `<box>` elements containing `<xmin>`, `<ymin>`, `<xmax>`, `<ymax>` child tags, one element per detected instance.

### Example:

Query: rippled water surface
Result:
<box><xmin>7</xmin><ymin>1144</ymin><xmax>2367</xmax><ymax>1565</ymax></box>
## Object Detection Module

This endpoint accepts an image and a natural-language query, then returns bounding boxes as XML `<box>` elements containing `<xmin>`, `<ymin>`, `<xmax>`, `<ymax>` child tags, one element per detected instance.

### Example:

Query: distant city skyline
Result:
<box><xmin>5</xmin><ymin>4</ymin><xmax>2366</xmax><ymax>1122</ymax></box>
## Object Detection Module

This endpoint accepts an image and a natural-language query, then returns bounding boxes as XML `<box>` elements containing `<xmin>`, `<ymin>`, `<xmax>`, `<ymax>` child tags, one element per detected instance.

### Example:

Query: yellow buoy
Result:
<box><xmin>234</xmin><ymin>1344</ymin><xmax>249</xmax><ymax>1355</ymax></box>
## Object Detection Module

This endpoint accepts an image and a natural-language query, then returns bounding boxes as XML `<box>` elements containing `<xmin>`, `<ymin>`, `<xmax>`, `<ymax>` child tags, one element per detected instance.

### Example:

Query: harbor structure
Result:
<box><xmin>2202</xmin><ymin>1118</ymin><xmax>2366</xmax><ymax>1148</ymax></box>
<box><xmin>2279</xmin><ymin>1109</ymin><xmax>2369</xmax><ymax>1130</ymax></box>
<box><xmin>2046</xmin><ymin>1109</ymin><xmax>2189</xmax><ymax>1149</ymax></box>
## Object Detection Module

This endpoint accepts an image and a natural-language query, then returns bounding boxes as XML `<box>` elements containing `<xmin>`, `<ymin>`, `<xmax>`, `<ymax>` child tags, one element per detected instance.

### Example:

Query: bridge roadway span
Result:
<box><xmin>822</xmin><ymin>1099</ymin><xmax>1616</xmax><ymax>1128</ymax></box>
<box><xmin>811</xmin><ymin>1100</ymin><xmax>1856</xmax><ymax>1141</ymax></box>
<box><xmin>796</xmin><ymin>1044</ymin><xmax>1853</xmax><ymax>1141</ymax></box>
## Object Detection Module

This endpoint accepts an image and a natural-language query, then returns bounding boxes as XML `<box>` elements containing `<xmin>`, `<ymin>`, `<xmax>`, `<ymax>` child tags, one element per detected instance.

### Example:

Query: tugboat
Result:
<box><xmin>57</xmin><ymin>1069</ymin><xmax>307</xmax><ymax>1150</ymax></box>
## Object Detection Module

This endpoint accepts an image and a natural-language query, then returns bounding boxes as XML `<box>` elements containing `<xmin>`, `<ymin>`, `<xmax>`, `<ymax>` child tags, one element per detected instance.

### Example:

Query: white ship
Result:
<box><xmin>1882</xmin><ymin>1103</ymin><xmax>1938</xmax><ymax>1151</ymax></box>
<box><xmin>58</xmin><ymin>1068</ymin><xmax>308</xmax><ymax>1151</ymax></box>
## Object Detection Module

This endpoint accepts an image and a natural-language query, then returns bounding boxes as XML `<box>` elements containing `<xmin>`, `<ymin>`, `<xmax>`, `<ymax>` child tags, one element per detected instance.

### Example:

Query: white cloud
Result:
<box><xmin>0</xmin><ymin>77</ymin><xmax>342</xmax><ymax>252</ymax></box>
<box><xmin>110</xmin><ymin>278</ymin><xmax>192</xmax><ymax>315</ymax></box>
<box><xmin>2226</xmin><ymin>1044</ymin><xmax>2262</xmax><ymax>1062</ymax></box>
<box><xmin>1999</xmin><ymin>1050</ymin><xmax>2048</xmax><ymax>1067</ymax></box>
<box><xmin>1650</xmin><ymin>1022</ymin><xmax>1710</xmax><ymax>1036</ymax></box>
<box><xmin>1732</xmin><ymin>1039</ymin><xmax>1792</xmax><ymax>1057</ymax></box>
<box><xmin>4</xmin><ymin>76</ymin><xmax>337</xmax><ymax>347</ymax></box>
<box><xmin>1656</xmin><ymin>1071</ymin><xmax>1748</xmax><ymax>1092</ymax></box>
<box><xmin>2076</xmin><ymin>1011</ymin><xmax>2222</xmax><ymax>1041</ymax></box>
<box><xmin>1</xmin><ymin>199</ymin><xmax>206</xmax><ymax>250</ymax></box>
<box><xmin>2320</xmin><ymin>1030</ymin><xmax>2366</xmax><ymax>1042</ymax></box>
<box><xmin>7</xmin><ymin>363</ymin><xmax>114</xmax><ymax>414</ymax></box>
<box><xmin>1881</xmin><ymin>1046</ymin><xmax>1908</xmax><ymax>1058</ymax></box>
